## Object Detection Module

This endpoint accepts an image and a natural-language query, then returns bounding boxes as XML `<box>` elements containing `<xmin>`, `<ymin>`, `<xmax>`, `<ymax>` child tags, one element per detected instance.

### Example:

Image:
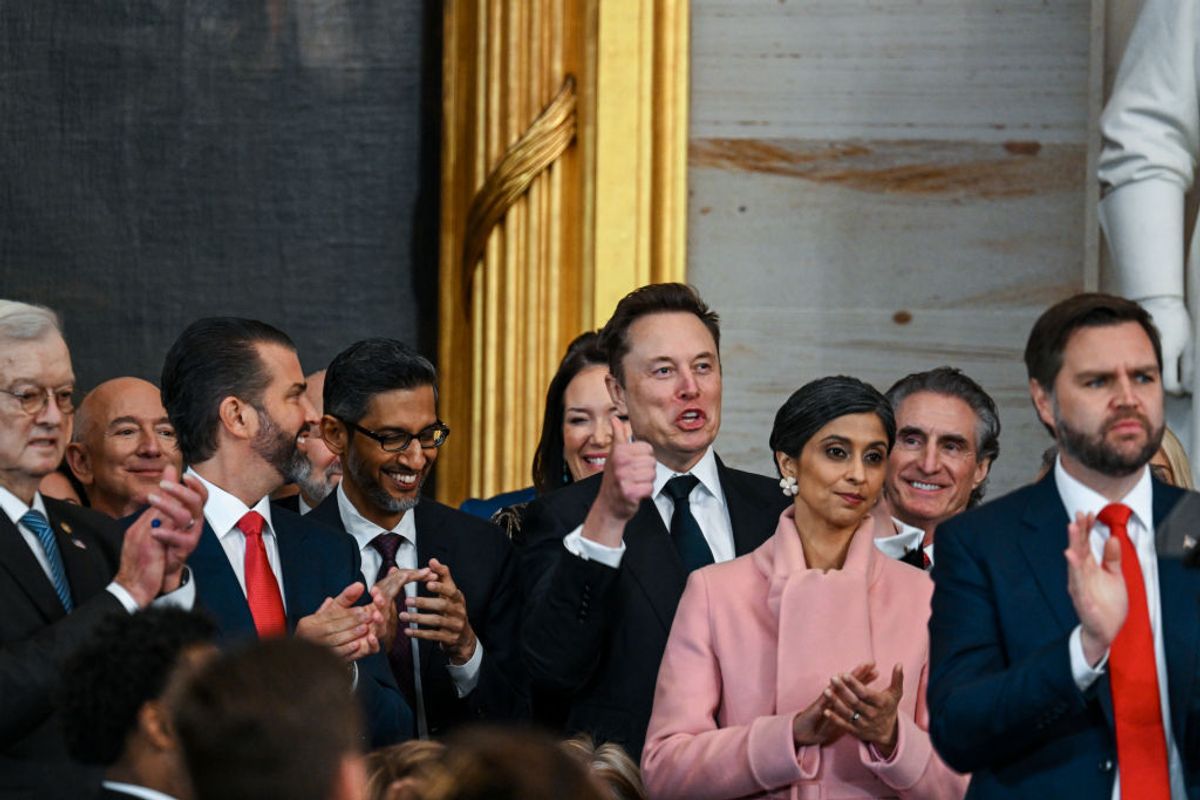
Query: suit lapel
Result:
<box><xmin>0</xmin><ymin>511</ymin><xmax>64</xmax><ymax>620</ymax></box>
<box><xmin>415</xmin><ymin>503</ymin><xmax>453</xmax><ymax>680</ymax></box>
<box><xmin>716</xmin><ymin>456</ymin><xmax>773</xmax><ymax>556</ymax></box>
<box><xmin>1152</xmin><ymin>483</ymin><xmax>1198</xmax><ymax>750</ymax></box>
<box><xmin>1016</xmin><ymin>475</ymin><xmax>1077</xmax><ymax>634</ymax></box>
<box><xmin>190</xmin><ymin>522</ymin><xmax>258</xmax><ymax>637</ymax></box>
<box><xmin>621</xmin><ymin>499</ymin><xmax>687</xmax><ymax>633</ymax></box>
<box><xmin>274</xmin><ymin>512</ymin><xmax>320</xmax><ymax>628</ymax></box>
<box><xmin>44</xmin><ymin>503</ymin><xmax>109</xmax><ymax>605</ymax></box>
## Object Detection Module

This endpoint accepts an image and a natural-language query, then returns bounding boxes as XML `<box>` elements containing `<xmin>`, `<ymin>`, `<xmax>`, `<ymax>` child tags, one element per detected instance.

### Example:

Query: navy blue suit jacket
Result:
<box><xmin>186</xmin><ymin>506</ymin><xmax>413</xmax><ymax>746</ymax></box>
<box><xmin>929</xmin><ymin>473</ymin><xmax>1200</xmax><ymax>798</ymax></box>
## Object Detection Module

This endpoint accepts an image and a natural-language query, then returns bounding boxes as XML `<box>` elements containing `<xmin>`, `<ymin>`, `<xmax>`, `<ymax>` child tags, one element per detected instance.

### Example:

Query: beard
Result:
<box><xmin>1054</xmin><ymin>403</ymin><xmax>1163</xmax><ymax>478</ymax></box>
<box><xmin>251</xmin><ymin>406</ymin><xmax>309</xmax><ymax>484</ymax></box>
<box><xmin>294</xmin><ymin>457</ymin><xmax>342</xmax><ymax>505</ymax></box>
<box><xmin>344</xmin><ymin>444</ymin><xmax>422</xmax><ymax>515</ymax></box>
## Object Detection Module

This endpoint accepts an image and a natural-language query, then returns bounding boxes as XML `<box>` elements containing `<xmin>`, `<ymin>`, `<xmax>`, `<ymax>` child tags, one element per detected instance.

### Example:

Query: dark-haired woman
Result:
<box><xmin>460</xmin><ymin>332</ymin><xmax>617</xmax><ymax>538</ymax></box>
<box><xmin>642</xmin><ymin>376</ymin><xmax>966</xmax><ymax>800</ymax></box>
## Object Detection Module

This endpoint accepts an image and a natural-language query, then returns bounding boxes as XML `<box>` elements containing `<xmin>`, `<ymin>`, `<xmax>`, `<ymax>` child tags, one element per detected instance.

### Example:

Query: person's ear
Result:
<box><xmin>1030</xmin><ymin>379</ymin><xmax>1055</xmax><ymax>432</ymax></box>
<box><xmin>605</xmin><ymin>372</ymin><xmax>627</xmax><ymax>416</ymax></box>
<box><xmin>217</xmin><ymin>396</ymin><xmax>255</xmax><ymax>442</ymax></box>
<box><xmin>330</xmin><ymin>754</ymin><xmax>368</xmax><ymax>800</ymax></box>
<box><xmin>321</xmin><ymin>415</ymin><xmax>348</xmax><ymax>456</ymax></box>
<box><xmin>972</xmin><ymin>456</ymin><xmax>992</xmax><ymax>490</ymax></box>
<box><xmin>775</xmin><ymin>451</ymin><xmax>796</xmax><ymax>478</ymax></box>
<box><xmin>138</xmin><ymin>700</ymin><xmax>175</xmax><ymax>752</ymax></box>
<box><xmin>64</xmin><ymin>442</ymin><xmax>94</xmax><ymax>487</ymax></box>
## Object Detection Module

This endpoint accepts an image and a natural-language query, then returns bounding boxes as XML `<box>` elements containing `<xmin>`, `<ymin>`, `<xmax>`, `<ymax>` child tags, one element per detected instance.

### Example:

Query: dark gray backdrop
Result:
<box><xmin>0</xmin><ymin>0</ymin><xmax>440</xmax><ymax>389</ymax></box>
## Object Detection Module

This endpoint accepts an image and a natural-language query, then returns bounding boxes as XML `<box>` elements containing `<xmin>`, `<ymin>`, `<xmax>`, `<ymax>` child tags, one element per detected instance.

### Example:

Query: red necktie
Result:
<box><xmin>1098</xmin><ymin>502</ymin><xmax>1170</xmax><ymax>799</ymax></box>
<box><xmin>239</xmin><ymin>511</ymin><xmax>286</xmax><ymax>638</ymax></box>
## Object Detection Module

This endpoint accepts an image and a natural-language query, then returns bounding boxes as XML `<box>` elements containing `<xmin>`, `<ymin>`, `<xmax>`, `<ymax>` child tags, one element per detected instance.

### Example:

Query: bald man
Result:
<box><xmin>275</xmin><ymin>370</ymin><xmax>342</xmax><ymax>515</ymax></box>
<box><xmin>66</xmin><ymin>377</ymin><xmax>183</xmax><ymax>518</ymax></box>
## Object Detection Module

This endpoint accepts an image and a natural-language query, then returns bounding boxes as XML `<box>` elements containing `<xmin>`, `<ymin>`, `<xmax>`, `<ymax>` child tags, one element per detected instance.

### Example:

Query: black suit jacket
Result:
<box><xmin>271</xmin><ymin>493</ymin><xmax>301</xmax><ymax>514</ymax></box>
<box><xmin>184</xmin><ymin>505</ymin><xmax>414</xmax><ymax>746</ymax></box>
<box><xmin>929</xmin><ymin>473</ymin><xmax>1200</xmax><ymax>798</ymax></box>
<box><xmin>0</xmin><ymin>498</ymin><xmax>124</xmax><ymax>799</ymax></box>
<box><xmin>309</xmin><ymin>494</ymin><xmax>528</xmax><ymax>736</ymax></box>
<box><xmin>519</xmin><ymin>458</ymin><xmax>788</xmax><ymax>758</ymax></box>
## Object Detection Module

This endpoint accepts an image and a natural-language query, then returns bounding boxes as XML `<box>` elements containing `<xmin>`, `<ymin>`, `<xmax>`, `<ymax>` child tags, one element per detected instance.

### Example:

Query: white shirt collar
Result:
<box><xmin>1053</xmin><ymin>456</ymin><xmax>1153</xmax><ymax>531</ymax></box>
<box><xmin>187</xmin><ymin>468</ymin><xmax>275</xmax><ymax>540</ymax></box>
<box><xmin>297</xmin><ymin>494</ymin><xmax>313</xmax><ymax>515</ymax></box>
<box><xmin>0</xmin><ymin>485</ymin><xmax>46</xmax><ymax>526</ymax></box>
<box><xmin>653</xmin><ymin>446</ymin><xmax>726</xmax><ymax>506</ymax></box>
<box><xmin>100</xmin><ymin>781</ymin><xmax>180</xmax><ymax>800</ymax></box>
<box><xmin>335</xmin><ymin>481</ymin><xmax>417</xmax><ymax>552</ymax></box>
<box><xmin>873</xmin><ymin>517</ymin><xmax>927</xmax><ymax>559</ymax></box>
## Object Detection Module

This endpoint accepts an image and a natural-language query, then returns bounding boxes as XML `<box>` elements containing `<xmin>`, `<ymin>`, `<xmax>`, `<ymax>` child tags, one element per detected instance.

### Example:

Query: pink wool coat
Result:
<box><xmin>642</xmin><ymin>507</ymin><xmax>967</xmax><ymax>800</ymax></box>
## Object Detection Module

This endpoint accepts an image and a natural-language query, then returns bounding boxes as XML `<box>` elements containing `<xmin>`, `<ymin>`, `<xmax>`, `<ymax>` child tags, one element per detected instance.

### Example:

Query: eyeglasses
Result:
<box><xmin>343</xmin><ymin>419</ymin><xmax>450</xmax><ymax>452</ymax></box>
<box><xmin>0</xmin><ymin>385</ymin><xmax>75</xmax><ymax>416</ymax></box>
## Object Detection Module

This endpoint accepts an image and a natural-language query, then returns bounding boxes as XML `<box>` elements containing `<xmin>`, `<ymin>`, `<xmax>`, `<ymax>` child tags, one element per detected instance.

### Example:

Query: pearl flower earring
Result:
<box><xmin>779</xmin><ymin>475</ymin><xmax>798</xmax><ymax>497</ymax></box>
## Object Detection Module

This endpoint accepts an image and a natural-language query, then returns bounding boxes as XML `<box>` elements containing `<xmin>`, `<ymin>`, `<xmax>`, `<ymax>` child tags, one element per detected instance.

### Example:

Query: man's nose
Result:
<box><xmin>920</xmin><ymin>441</ymin><xmax>939</xmax><ymax>473</ymax></box>
<box><xmin>137</xmin><ymin>426</ymin><xmax>163</xmax><ymax>457</ymax></box>
<box><xmin>677</xmin><ymin>368</ymin><xmax>699</xmax><ymax>398</ymax></box>
<box><xmin>300</xmin><ymin>394</ymin><xmax>320</xmax><ymax>426</ymax></box>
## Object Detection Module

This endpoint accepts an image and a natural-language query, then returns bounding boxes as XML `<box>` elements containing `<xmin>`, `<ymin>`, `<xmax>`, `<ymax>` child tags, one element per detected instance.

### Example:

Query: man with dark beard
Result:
<box><xmin>308</xmin><ymin>338</ymin><xmax>527</xmax><ymax>738</ymax></box>
<box><xmin>159</xmin><ymin>318</ymin><xmax>413</xmax><ymax>746</ymax></box>
<box><xmin>928</xmin><ymin>294</ymin><xmax>1200</xmax><ymax>799</ymax></box>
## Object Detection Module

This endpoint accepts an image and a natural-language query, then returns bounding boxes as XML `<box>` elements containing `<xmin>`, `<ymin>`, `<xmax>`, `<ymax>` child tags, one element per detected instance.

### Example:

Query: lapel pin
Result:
<box><xmin>71</xmin><ymin>538</ymin><xmax>87</xmax><ymax>550</ymax></box>
<box><xmin>61</xmin><ymin>522</ymin><xmax>73</xmax><ymax>535</ymax></box>
<box><xmin>1184</xmin><ymin>535</ymin><xmax>1197</xmax><ymax>551</ymax></box>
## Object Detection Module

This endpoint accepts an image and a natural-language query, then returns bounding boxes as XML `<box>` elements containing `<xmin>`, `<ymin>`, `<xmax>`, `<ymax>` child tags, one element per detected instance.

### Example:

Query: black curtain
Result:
<box><xmin>0</xmin><ymin>0</ymin><xmax>440</xmax><ymax>387</ymax></box>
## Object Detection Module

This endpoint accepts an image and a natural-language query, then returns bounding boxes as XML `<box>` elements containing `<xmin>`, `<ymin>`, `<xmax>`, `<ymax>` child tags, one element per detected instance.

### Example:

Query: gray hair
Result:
<box><xmin>0</xmin><ymin>300</ymin><xmax>61</xmax><ymax>345</ymax></box>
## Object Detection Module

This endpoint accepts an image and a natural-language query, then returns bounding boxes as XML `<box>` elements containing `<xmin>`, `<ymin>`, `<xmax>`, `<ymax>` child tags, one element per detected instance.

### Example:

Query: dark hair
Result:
<box><xmin>59</xmin><ymin>608</ymin><xmax>216</xmax><ymax>766</ymax></box>
<box><xmin>174</xmin><ymin>638</ymin><xmax>363</xmax><ymax>800</ymax></box>
<box><xmin>1024</xmin><ymin>293</ymin><xmax>1162</xmax><ymax>391</ymax></box>
<box><xmin>161</xmin><ymin>317</ymin><xmax>295</xmax><ymax>465</ymax></box>
<box><xmin>769</xmin><ymin>376</ymin><xmax>896</xmax><ymax>469</ymax></box>
<box><xmin>886</xmin><ymin>366</ymin><xmax>1001</xmax><ymax>507</ymax></box>
<box><xmin>599</xmin><ymin>283</ymin><xmax>720</xmax><ymax>385</ymax></box>
<box><xmin>325</xmin><ymin>338</ymin><xmax>439</xmax><ymax>425</ymax></box>
<box><xmin>418</xmin><ymin>726</ymin><xmax>607</xmax><ymax>800</ymax></box>
<box><xmin>531</xmin><ymin>331</ymin><xmax>609</xmax><ymax>494</ymax></box>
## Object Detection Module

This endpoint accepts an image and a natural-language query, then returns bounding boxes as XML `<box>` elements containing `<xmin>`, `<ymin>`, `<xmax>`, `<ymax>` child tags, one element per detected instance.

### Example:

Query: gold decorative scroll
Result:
<box><xmin>438</xmin><ymin>0</ymin><xmax>689</xmax><ymax>506</ymax></box>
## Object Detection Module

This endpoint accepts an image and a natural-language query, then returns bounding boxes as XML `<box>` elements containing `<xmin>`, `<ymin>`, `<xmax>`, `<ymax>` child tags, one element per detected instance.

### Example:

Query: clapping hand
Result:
<box><xmin>793</xmin><ymin>662</ymin><xmax>878</xmax><ymax>747</ymax></box>
<box><xmin>1064</xmin><ymin>510</ymin><xmax>1127</xmax><ymax>666</ymax></box>
<box><xmin>296</xmin><ymin>581</ymin><xmax>382</xmax><ymax>662</ymax></box>
<box><xmin>822</xmin><ymin>663</ymin><xmax>904</xmax><ymax>758</ymax></box>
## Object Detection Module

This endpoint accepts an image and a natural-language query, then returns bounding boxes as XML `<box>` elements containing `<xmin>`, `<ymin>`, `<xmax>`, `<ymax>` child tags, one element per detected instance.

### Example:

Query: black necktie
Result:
<box><xmin>662</xmin><ymin>475</ymin><xmax>714</xmax><ymax>572</ymax></box>
<box><xmin>369</xmin><ymin>532</ymin><xmax>416</xmax><ymax>709</ymax></box>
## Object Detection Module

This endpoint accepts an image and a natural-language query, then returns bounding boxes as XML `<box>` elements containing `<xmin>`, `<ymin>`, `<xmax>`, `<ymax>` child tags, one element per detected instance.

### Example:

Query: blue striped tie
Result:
<box><xmin>20</xmin><ymin>510</ymin><xmax>74</xmax><ymax>612</ymax></box>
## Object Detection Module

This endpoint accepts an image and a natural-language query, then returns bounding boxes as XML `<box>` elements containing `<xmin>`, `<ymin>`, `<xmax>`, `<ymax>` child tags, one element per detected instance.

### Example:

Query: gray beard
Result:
<box><xmin>345</xmin><ymin>444</ymin><xmax>420</xmax><ymax>515</ymax></box>
<box><xmin>293</xmin><ymin>458</ymin><xmax>341</xmax><ymax>505</ymax></box>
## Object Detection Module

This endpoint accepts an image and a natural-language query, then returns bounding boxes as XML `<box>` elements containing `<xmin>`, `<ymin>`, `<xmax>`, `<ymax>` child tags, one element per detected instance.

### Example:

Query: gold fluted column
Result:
<box><xmin>438</xmin><ymin>0</ymin><xmax>688</xmax><ymax>505</ymax></box>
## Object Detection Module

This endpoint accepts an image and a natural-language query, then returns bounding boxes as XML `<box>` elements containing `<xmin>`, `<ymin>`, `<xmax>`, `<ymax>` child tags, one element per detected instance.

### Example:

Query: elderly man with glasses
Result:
<box><xmin>310</xmin><ymin>337</ymin><xmax>528</xmax><ymax>739</ymax></box>
<box><xmin>0</xmin><ymin>300</ymin><xmax>206</xmax><ymax>800</ymax></box>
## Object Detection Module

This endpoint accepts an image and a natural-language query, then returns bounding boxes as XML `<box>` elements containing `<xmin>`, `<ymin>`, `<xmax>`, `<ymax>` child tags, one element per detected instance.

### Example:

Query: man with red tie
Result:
<box><xmin>159</xmin><ymin>317</ymin><xmax>412</xmax><ymax>746</ymax></box>
<box><xmin>929</xmin><ymin>293</ymin><xmax>1197</xmax><ymax>798</ymax></box>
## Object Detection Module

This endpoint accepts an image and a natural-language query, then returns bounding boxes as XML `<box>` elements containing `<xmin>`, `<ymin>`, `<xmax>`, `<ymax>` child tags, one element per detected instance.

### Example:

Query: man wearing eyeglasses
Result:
<box><xmin>872</xmin><ymin>366</ymin><xmax>1001</xmax><ymax>570</ymax></box>
<box><xmin>0</xmin><ymin>300</ymin><xmax>206</xmax><ymax>799</ymax></box>
<box><xmin>310</xmin><ymin>337</ymin><xmax>527</xmax><ymax>738</ymax></box>
<box><xmin>159</xmin><ymin>318</ymin><xmax>413</xmax><ymax>746</ymax></box>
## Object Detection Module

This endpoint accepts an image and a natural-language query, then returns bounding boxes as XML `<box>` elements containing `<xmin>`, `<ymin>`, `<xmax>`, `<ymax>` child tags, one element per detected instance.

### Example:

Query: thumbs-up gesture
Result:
<box><xmin>581</xmin><ymin>415</ymin><xmax>656</xmax><ymax>548</ymax></box>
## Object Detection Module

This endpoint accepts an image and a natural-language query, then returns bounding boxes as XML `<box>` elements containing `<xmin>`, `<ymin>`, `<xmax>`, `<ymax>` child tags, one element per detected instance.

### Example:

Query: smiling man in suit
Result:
<box><xmin>310</xmin><ymin>338</ymin><xmax>526</xmax><ymax>738</ymax></box>
<box><xmin>929</xmin><ymin>293</ymin><xmax>1200</xmax><ymax>798</ymax></box>
<box><xmin>520</xmin><ymin>283</ymin><xmax>790</xmax><ymax>759</ymax></box>
<box><xmin>0</xmin><ymin>300</ymin><xmax>206</xmax><ymax>800</ymax></box>
<box><xmin>159</xmin><ymin>317</ymin><xmax>412</xmax><ymax>747</ymax></box>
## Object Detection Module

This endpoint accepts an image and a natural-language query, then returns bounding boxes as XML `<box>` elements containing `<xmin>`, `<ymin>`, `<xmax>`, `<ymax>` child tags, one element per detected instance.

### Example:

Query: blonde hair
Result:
<box><xmin>1158</xmin><ymin>427</ymin><xmax>1195</xmax><ymax>490</ymax></box>
<box><xmin>364</xmin><ymin>740</ymin><xmax>445</xmax><ymax>800</ymax></box>
<box><xmin>560</xmin><ymin>735</ymin><xmax>647</xmax><ymax>800</ymax></box>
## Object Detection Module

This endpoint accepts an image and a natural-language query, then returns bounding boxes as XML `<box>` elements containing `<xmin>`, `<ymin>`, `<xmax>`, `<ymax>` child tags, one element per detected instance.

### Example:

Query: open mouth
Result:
<box><xmin>581</xmin><ymin>455</ymin><xmax>607</xmax><ymax>468</ymax></box>
<box><xmin>384</xmin><ymin>471</ymin><xmax>419</xmax><ymax>491</ymax></box>
<box><xmin>906</xmin><ymin>479</ymin><xmax>945</xmax><ymax>492</ymax></box>
<box><xmin>677</xmin><ymin>409</ymin><xmax>706</xmax><ymax>431</ymax></box>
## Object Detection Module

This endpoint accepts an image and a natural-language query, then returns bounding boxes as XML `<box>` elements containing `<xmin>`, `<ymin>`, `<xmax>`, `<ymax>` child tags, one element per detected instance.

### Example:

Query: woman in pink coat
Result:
<box><xmin>642</xmin><ymin>376</ymin><xmax>966</xmax><ymax>800</ymax></box>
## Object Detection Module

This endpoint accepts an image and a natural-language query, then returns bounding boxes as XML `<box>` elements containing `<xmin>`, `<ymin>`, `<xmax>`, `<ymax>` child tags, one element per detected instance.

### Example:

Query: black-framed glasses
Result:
<box><xmin>342</xmin><ymin>418</ymin><xmax>450</xmax><ymax>453</ymax></box>
<box><xmin>0</xmin><ymin>385</ymin><xmax>75</xmax><ymax>416</ymax></box>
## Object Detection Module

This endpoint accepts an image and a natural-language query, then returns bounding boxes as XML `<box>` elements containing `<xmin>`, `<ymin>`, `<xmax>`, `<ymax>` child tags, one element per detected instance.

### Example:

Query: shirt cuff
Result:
<box><xmin>563</xmin><ymin>524</ymin><xmax>626</xmax><ymax>568</ymax></box>
<box><xmin>151</xmin><ymin>567</ymin><xmax>196</xmax><ymax>611</ymax></box>
<box><xmin>105</xmin><ymin>582</ymin><xmax>140</xmax><ymax>614</ymax></box>
<box><xmin>446</xmin><ymin>640</ymin><xmax>484</xmax><ymax>698</ymax></box>
<box><xmin>1069</xmin><ymin>625</ymin><xmax>1108</xmax><ymax>691</ymax></box>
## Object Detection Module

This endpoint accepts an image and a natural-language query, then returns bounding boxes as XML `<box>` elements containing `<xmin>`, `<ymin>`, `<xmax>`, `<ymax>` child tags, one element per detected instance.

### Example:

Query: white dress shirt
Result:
<box><xmin>1056</xmin><ymin>458</ymin><xmax>1185</xmax><ymax>799</ymax></box>
<box><xmin>189</xmin><ymin>469</ymin><xmax>285</xmax><ymax>611</ymax></box>
<box><xmin>100</xmin><ymin>781</ymin><xmax>179</xmax><ymax>800</ymax></box>
<box><xmin>0</xmin><ymin>486</ymin><xmax>193</xmax><ymax>613</ymax></box>
<box><xmin>565</xmin><ymin>447</ymin><xmax>735</xmax><ymax>568</ymax></box>
<box><xmin>297</xmin><ymin>494</ymin><xmax>313</xmax><ymax>515</ymax></box>
<box><xmin>335</xmin><ymin>483</ymin><xmax>483</xmax><ymax>735</ymax></box>
<box><xmin>873</xmin><ymin>517</ymin><xmax>933</xmax><ymax>566</ymax></box>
